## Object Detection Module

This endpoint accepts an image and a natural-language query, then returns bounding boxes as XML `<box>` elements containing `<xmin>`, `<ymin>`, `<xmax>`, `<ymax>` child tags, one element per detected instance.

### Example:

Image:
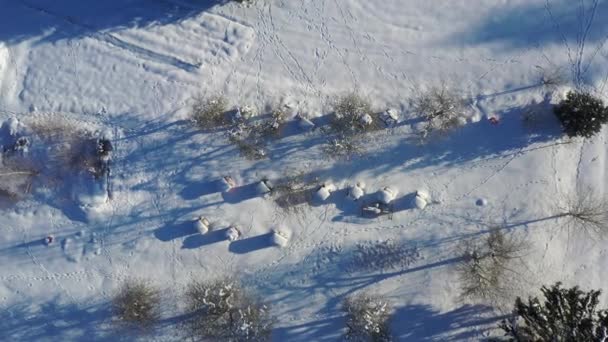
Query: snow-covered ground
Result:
<box><xmin>1</xmin><ymin>0</ymin><xmax>608</xmax><ymax>340</ymax></box>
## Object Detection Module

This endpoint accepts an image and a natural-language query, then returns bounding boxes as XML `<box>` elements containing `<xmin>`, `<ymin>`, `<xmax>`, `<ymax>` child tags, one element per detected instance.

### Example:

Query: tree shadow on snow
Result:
<box><xmin>272</xmin><ymin>315</ymin><xmax>345</xmax><ymax>342</ymax></box>
<box><xmin>393</xmin><ymin>304</ymin><xmax>506</xmax><ymax>341</ymax></box>
<box><xmin>244</xmin><ymin>241</ymin><xmax>466</xmax><ymax>340</ymax></box>
<box><xmin>0</xmin><ymin>299</ymin><xmax>121</xmax><ymax>342</ymax></box>
<box><xmin>456</xmin><ymin>0</ymin><xmax>608</xmax><ymax>49</ymax></box>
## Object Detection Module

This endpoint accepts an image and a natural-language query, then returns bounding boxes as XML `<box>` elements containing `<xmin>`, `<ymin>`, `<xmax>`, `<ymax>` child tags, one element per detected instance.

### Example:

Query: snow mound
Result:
<box><xmin>271</xmin><ymin>228</ymin><xmax>291</xmax><ymax>247</ymax></box>
<box><xmin>226</xmin><ymin>226</ymin><xmax>241</xmax><ymax>241</ymax></box>
<box><xmin>380</xmin><ymin>108</ymin><xmax>399</xmax><ymax>127</ymax></box>
<box><xmin>359</xmin><ymin>113</ymin><xmax>373</xmax><ymax>126</ymax></box>
<box><xmin>348</xmin><ymin>182</ymin><xmax>365</xmax><ymax>201</ymax></box>
<box><xmin>194</xmin><ymin>217</ymin><xmax>210</xmax><ymax>234</ymax></box>
<box><xmin>413</xmin><ymin>189</ymin><xmax>430</xmax><ymax>209</ymax></box>
<box><xmin>414</xmin><ymin>195</ymin><xmax>427</xmax><ymax>209</ymax></box>
<box><xmin>377</xmin><ymin>187</ymin><xmax>398</xmax><ymax>204</ymax></box>
<box><xmin>236</xmin><ymin>106</ymin><xmax>257</xmax><ymax>120</ymax></box>
<box><xmin>315</xmin><ymin>183</ymin><xmax>337</xmax><ymax>202</ymax></box>
<box><xmin>220</xmin><ymin>176</ymin><xmax>236</xmax><ymax>192</ymax></box>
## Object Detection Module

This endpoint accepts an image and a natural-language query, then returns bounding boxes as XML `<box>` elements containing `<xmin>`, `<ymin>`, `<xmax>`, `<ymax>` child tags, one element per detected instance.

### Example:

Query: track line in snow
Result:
<box><xmin>18</xmin><ymin>0</ymin><xmax>200</xmax><ymax>72</ymax></box>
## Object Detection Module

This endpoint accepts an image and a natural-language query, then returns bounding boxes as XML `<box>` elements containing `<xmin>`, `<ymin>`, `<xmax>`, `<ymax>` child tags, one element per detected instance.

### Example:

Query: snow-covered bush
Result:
<box><xmin>227</xmin><ymin>127</ymin><xmax>268</xmax><ymax>160</ymax></box>
<box><xmin>112</xmin><ymin>279</ymin><xmax>160</xmax><ymax>329</ymax></box>
<box><xmin>379</xmin><ymin>109</ymin><xmax>399</xmax><ymax>127</ymax></box>
<box><xmin>554</xmin><ymin>91</ymin><xmax>608</xmax><ymax>138</ymax></box>
<box><xmin>191</xmin><ymin>95</ymin><xmax>230</xmax><ymax>129</ymax></box>
<box><xmin>331</xmin><ymin>93</ymin><xmax>374</xmax><ymax>135</ymax></box>
<box><xmin>254</xmin><ymin>107</ymin><xmax>287</xmax><ymax>138</ymax></box>
<box><xmin>227</xmin><ymin>108</ymin><xmax>287</xmax><ymax>160</ymax></box>
<box><xmin>499</xmin><ymin>282</ymin><xmax>608</xmax><ymax>341</ymax></box>
<box><xmin>185</xmin><ymin>278</ymin><xmax>273</xmax><ymax>341</ymax></box>
<box><xmin>342</xmin><ymin>293</ymin><xmax>392</xmax><ymax>342</ymax></box>
<box><xmin>413</xmin><ymin>86</ymin><xmax>467</xmax><ymax>140</ymax></box>
<box><xmin>235</xmin><ymin>105</ymin><xmax>257</xmax><ymax>121</ymax></box>
<box><xmin>457</xmin><ymin>229</ymin><xmax>528</xmax><ymax>301</ymax></box>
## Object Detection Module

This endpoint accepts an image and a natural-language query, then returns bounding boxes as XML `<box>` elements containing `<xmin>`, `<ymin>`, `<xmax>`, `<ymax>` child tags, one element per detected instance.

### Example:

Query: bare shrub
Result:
<box><xmin>536</xmin><ymin>65</ymin><xmax>567</xmax><ymax>90</ymax></box>
<box><xmin>251</xmin><ymin>107</ymin><xmax>287</xmax><ymax>139</ymax></box>
<box><xmin>28</xmin><ymin>117</ymin><xmax>110</xmax><ymax>178</ymax></box>
<box><xmin>191</xmin><ymin>95</ymin><xmax>230</xmax><ymax>129</ymax></box>
<box><xmin>112</xmin><ymin>279</ymin><xmax>160</xmax><ymax>329</ymax></box>
<box><xmin>323</xmin><ymin>135</ymin><xmax>365</xmax><ymax>159</ymax></box>
<box><xmin>556</xmin><ymin>190</ymin><xmax>608</xmax><ymax>236</ymax></box>
<box><xmin>28</xmin><ymin>116</ymin><xmax>88</xmax><ymax>142</ymax></box>
<box><xmin>185</xmin><ymin>278</ymin><xmax>272</xmax><ymax>341</ymax></box>
<box><xmin>332</xmin><ymin>93</ymin><xmax>374</xmax><ymax>135</ymax></box>
<box><xmin>457</xmin><ymin>229</ymin><xmax>529</xmax><ymax>302</ymax></box>
<box><xmin>342</xmin><ymin>293</ymin><xmax>392</xmax><ymax>342</ymax></box>
<box><xmin>227</xmin><ymin>124</ymin><xmax>268</xmax><ymax>160</ymax></box>
<box><xmin>349</xmin><ymin>240</ymin><xmax>421</xmax><ymax>273</ymax></box>
<box><xmin>0</xmin><ymin>161</ymin><xmax>38</xmax><ymax>201</ymax></box>
<box><xmin>225</xmin><ymin>108</ymin><xmax>288</xmax><ymax>160</ymax></box>
<box><xmin>272</xmin><ymin>172</ymin><xmax>318</xmax><ymax>212</ymax></box>
<box><xmin>413</xmin><ymin>85</ymin><xmax>467</xmax><ymax>140</ymax></box>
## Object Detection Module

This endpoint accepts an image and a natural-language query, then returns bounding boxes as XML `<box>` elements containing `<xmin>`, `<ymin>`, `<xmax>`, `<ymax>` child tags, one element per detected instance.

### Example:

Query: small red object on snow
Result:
<box><xmin>44</xmin><ymin>235</ymin><xmax>54</xmax><ymax>245</ymax></box>
<box><xmin>488</xmin><ymin>117</ymin><xmax>499</xmax><ymax>125</ymax></box>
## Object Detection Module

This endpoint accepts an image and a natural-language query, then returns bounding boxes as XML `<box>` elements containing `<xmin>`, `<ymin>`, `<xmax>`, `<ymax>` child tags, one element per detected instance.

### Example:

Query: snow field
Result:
<box><xmin>1</xmin><ymin>0</ymin><xmax>608</xmax><ymax>341</ymax></box>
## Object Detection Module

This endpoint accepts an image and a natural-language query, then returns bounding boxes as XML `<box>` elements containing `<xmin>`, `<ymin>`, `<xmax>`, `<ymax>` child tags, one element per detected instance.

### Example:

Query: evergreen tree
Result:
<box><xmin>499</xmin><ymin>282</ymin><xmax>608</xmax><ymax>341</ymax></box>
<box><xmin>554</xmin><ymin>91</ymin><xmax>608</xmax><ymax>138</ymax></box>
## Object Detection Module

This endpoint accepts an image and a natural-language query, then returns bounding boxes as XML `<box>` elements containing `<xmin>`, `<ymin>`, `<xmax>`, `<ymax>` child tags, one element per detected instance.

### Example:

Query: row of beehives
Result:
<box><xmin>190</xmin><ymin>177</ymin><xmax>432</xmax><ymax>248</ymax></box>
